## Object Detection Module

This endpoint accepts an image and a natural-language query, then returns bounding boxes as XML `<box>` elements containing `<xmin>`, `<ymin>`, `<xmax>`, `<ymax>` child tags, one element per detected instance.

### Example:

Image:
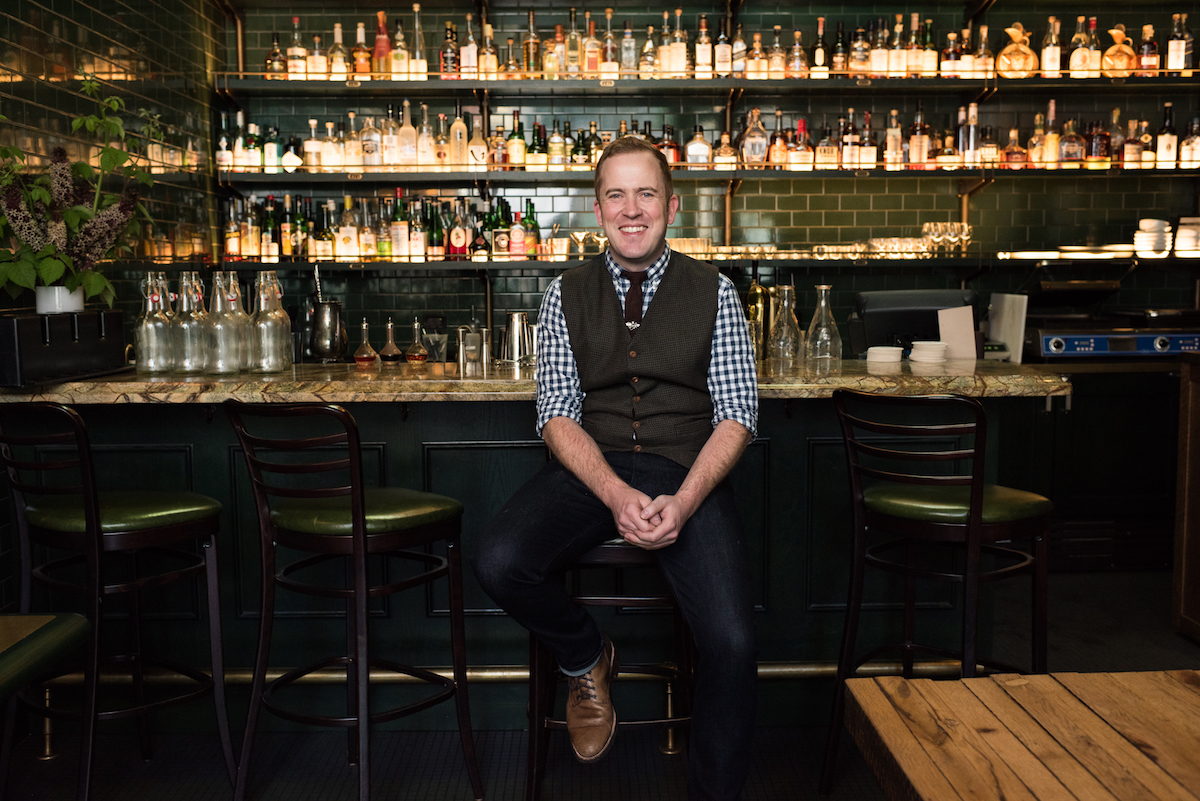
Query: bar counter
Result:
<box><xmin>0</xmin><ymin>358</ymin><xmax>1071</xmax><ymax>404</ymax></box>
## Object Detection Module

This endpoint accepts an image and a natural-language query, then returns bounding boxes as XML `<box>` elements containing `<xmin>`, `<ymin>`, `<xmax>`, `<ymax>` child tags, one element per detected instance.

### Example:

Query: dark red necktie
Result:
<box><xmin>622</xmin><ymin>270</ymin><xmax>647</xmax><ymax>332</ymax></box>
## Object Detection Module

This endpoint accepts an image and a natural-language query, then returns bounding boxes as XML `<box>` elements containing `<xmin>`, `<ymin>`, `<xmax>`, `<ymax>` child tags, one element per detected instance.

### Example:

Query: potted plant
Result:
<box><xmin>0</xmin><ymin>76</ymin><xmax>152</xmax><ymax>312</ymax></box>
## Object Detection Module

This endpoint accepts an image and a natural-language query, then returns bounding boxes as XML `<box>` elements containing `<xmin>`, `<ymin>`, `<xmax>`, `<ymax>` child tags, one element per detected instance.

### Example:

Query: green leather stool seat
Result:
<box><xmin>864</xmin><ymin>483</ymin><xmax>1053</xmax><ymax>525</ymax></box>
<box><xmin>24</xmin><ymin>491</ymin><xmax>222</xmax><ymax>534</ymax></box>
<box><xmin>270</xmin><ymin>488</ymin><xmax>464</xmax><ymax>536</ymax></box>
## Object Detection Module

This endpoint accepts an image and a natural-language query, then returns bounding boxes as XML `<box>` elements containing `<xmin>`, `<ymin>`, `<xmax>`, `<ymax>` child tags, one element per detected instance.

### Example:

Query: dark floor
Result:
<box><xmin>7</xmin><ymin>571</ymin><xmax>1200</xmax><ymax>800</ymax></box>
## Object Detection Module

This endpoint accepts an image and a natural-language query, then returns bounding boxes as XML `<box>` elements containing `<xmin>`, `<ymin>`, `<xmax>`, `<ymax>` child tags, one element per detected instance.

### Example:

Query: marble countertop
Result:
<box><xmin>0</xmin><ymin>359</ymin><xmax>1071</xmax><ymax>404</ymax></box>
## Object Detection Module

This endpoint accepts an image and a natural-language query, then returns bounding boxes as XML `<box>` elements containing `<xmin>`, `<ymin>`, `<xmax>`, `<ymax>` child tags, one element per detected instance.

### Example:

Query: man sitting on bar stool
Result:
<box><xmin>473</xmin><ymin>136</ymin><xmax>759</xmax><ymax>800</ymax></box>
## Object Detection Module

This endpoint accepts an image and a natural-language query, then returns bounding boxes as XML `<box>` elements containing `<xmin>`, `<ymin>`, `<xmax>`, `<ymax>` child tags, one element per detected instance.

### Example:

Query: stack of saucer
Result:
<box><xmin>908</xmin><ymin>341</ymin><xmax>948</xmax><ymax>363</ymax></box>
<box><xmin>866</xmin><ymin>346</ymin><xmax>903</xmax><ymax>363</ymax></box>
<box><xmin>1175</xmin><ymin>227</ymin><xmax>1200</xmax><ymax>255</ymax></box>
<box><xmin>1135</xmin><ymin>219</ymin><xmax>1172</xmax><ymax>256</ymax></box>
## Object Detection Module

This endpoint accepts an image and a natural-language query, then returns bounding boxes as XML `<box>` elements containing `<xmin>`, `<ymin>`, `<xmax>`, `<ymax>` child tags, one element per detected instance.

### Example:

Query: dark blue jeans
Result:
<box><xmin>472</xmin><ymin>450</ymin><xmax>757</xmax><ymax>801</ymax></box>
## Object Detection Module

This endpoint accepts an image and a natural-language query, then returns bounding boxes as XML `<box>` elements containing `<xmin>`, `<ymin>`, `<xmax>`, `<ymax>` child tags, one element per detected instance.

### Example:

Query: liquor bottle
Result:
<box><xmin>335</xmin><ymin>195</ymin><xmax>359</xmax><ymax>260</ymax></box>
<box><xmin>399</xmin><ymin>99</ymin><xmax>418</xmax><ymax>171</ymax></box>
<box><xmin>1087</xmin><ymin>17</ymin><xmax>1102</xmax><ymax>78</ymax></box>
<box><xmin>814</xmin><ymin>122</ymin><xmax>838</xmax><ymax>169</ymax></box>
<box><xmin>909</xmin><ymin>103</ymin><xmax>930</xmax><ymax>169</ymax></box>
<box><xmin>507</xmin><ymin>113</ymin><xmax>527</xmax><ymax>168</ymax></box>
<box><xmin>1179</xmin><ymin>118</ymin><xmax>1200</xmax><ymax>169</ymax></box>
<box><xmin>408</xmin><ymin>201</ymin><xmax>426</xmax><ymax>262</ymax></box>
<box><xmin>725</xmin><ymin>21</ymin><xmax>744</xmax><ymax>76</ymax></box>
<box><xmin>265</xmin><ymin>32</ymin><xmax>287</xmax><ymax>77</ymax></box>
<box><xmin>465</xmin><ymin>114</ymin><xmax>487</xmax><ymax>172</ymax></box>
<box><xmin>959</xmin><ymin>27</ymin><xmax>976</xmax><ymax>77</ymax></box>
<box><xmin>746</xmin><ymin>32</ymin><xmax>768</xmax><ymax>79</ymax></box>
<box><xmin>432</xmin><ymin>113</ymin><xmax>449</xmax><ymax>171</ymax></box>
<box><xmin>840</xmin><ymin>110</ymin><xmax>860</xmax><ymax>168</ymax></box>
<box><xmin>935</xmin><ymin>127</ymin><xmax>961</xmax><ymax>170</ymax></box>
<box><xmin>848</xmin><ymin>24</ymin><xmax>869</xmax><ymax>77</ymax></box>
<box><xmin>1168</xmin><ymin>13</ymin><xmax>1195</xmax><ymax>77</ymax></box>
<box><xmin>390</xmin><ymin>18</ymin><xmax>410</xmax><ymax>79</ymax></box>
<box><xmin>684</xmin><ymin>125</ymin><xmax>712</xmax><ymax>168</ymax></box>
<box><xmin>788</xmin><ymin>29</ymin><xmax>809</xmax><ymax>78</ymax></box>
<box><xmin>601</xmin><ymin>8</ymin><xmax>620</xmax><ymax>79</ymax></box>
<box><xmin>585</xmin><ymin>120</ymin><xmax>605</xmax><ymax>162</ymax></box>
<box><xmin>1058</xmin><ymin>119</ymin><xmax>1085</xmax><ymax>168</ymax></box>
<box><xmin>287</xmin><ymin>17</ymin><xmax>307</xmax><ymax>79</ymax></box>
<box><xmin>325</xmin><ymin>24</ymin><xmax>348</xmax><ymax>80</ymax></box>
<box><xmin>543</xmin><ymin>120</ymin><xmax>565</xmax><ymax>170</ymax></box>
<box><xmin>460</xmin><ymin>13</ymin><xmax>478</xmax><ymax>77</ymax></box>
<box><xmin>376</xmin><ymin>197</ymin><xmax>393</xmax><ymax>259</ymax></box>
<box><xmin>480</xmin><ymin>23</ymin><xmax>498</xmax><ymax>79</ymax></box>
<box><xmin>962</xmin><ymin>102</ymin><xmax>981</xmax><ymax>166</ymax></box>
<box><xmin>1137</xmin><ymin>25</ymin><xmax>1159</xmax><ymax>76</ymax></box>
<box><xmin>811</xmin><ymin>16</ymin><xmax>829</xmax><ymax>79</ymax></box>
<box><xmin>887</xmin><ymin>15</ymin><xmax>907</xmax><ymax>78</ymax></box>
<box><xmin>1002</xmin><ymin>127</ymin><xmax>1027</xmax><ymax>169</ymax></box>
<box><xmin>1086</xmin><ymin>120</ymin><xmax>1111</xmax><ymax>169</ymax></box>
<box><xmin>470</xmin><ymin>201</ymin><xmax>491</xmax><ymax>262</ymax></box>
<box><xmin>694</xmin><ymin>15</ymin><xmax>713</xmax><ymax>79</ymax></box>
<box><xmin>979</xmin><ymin>125</ymin><xmax>1000</xmax><ymax>165</ymax></box>
<box><xmin>710</xmin><ymin>19</ymin><xmax>729</xmax><ymax>76</ymax></box>
<box><xmin>1027</xmin><ymin>113</ymin><xmax>1047</xmax><ymax>167</ymax></box>
<box><xmin>373</xmin><ymin>12</ymin><xmax>392</xmax><ymax>74</ymax></box>
<box><xmin>831</xmin><ymin>21</ymin><xmax>847</xmax><ymax>76</ymax></box>
<box><xmin>975</xmin><ymin>25</ymin><xmax>994</xmax><ymax>78</ymax></box>
<box><xmin>440</xmin><ymin>21</ymin><xmax>459</xmax><ymax>78</ymax></box>
<box><xmin>859</xmin><ymin>111</ymin><xmax>878</xmax><ymax>168</ymax></box>
<box><xmin>525</xmin><ymin>122</ymin><xmax>548</xmax><ymax>171</ymax></box>
<box><xmin>583</xmin><ymin>13</ymin><xmax>602</xmax><ymax>77</ymax></box>
<box><xmin>362</xmin><ymin>115</ymin><xmax>383</xmax><ymax>169</ymax></box>
<box><xmin>906</xmin><ymin>13</ymin><xmax>923</xmax><ymax>77</ymax></box>
<box><xmin>1157</xmin><ymin>102</ymin><xmax>1178</xmax><ymax>168</ymax></box>
<box><xmin>302</xmin><ymin>118</ymin><xmax>322</xmax><ymax>171</ymax></box>
<box><xmin>619</xmin><ymin>21</ymin><xmax>637</xmax><ymax>76</ymax></box>
<box><xmin>416</xmin><ymin>102</ymin><xmax>435</xmax><ymax>167</ymax></box>
<box><xmin>391</xmin><ymin>188</ymin><xmax>410</xmax><ymax>261</ymax></box>
<box><xmin>314</xmin><ymin>200</ymin><xmax>336</xmax><ymax>260</ymax></box>
<box><xmin>921</xmin><ymin>19</ymin><xmax>939</xmax><ymax>77</ymax></box>
<box><xmin>410</xmin><ymin>3</ymin><xmax>428</xmax><ymax>80</ymax></box>
<box><xmin>871</xmin><ymin>18</ymin><xmax>892</xmax><ymax>77</ymax></box>
<box><xmin>768</xmin><ymin>109</ymin><xmax>788</xmax><ymax>167</ymax></box>
<box><xmin>503</xmin><ymin>38</ymin><xmax>521</xmax><ymax>79</ymax></box>
<box><xmin>1107</xmin><ymin>108</ymin><xmax>1126</xmax><ymax>165</ymax></box>
<box><xmin>740</xmin><ymin>108</ymin><xmax>768</xmax><ymax>169</ymax></box>
<box><xmin>263</xmin><ymin>125</ymin><xmax>281</xmax><ymax>173</ymax></box>
<box><xmin>380</xmin><ymin>104</ymin><xmax>400</xmax><ymax>168</ymax></box>
<box><xmin>307</xmin><ymin>34</ymin><xmax>328</xmax><ymax>80</ymax></box>
<box><xmin>1068</xmin><ymin>16</ymin><xmax>1090</xmax><ymax>78</ymax></box>
<box><xmin>447</xmin><ymin>199</ymin><xmax>470</xmax><ymax>258</ymax></box>
<box><xmin>354</xmin><ymin>319</ymin><xmax>378</xmax><ymax>369</ymax></box>
<box><xmin>1043</xmin><ymin>101</ymin><xmax>1060</xmax><ymax>170</ymax></box>
<box><xmin>566</xmin><ymin>8</ymin><xmax>583</xmax><ymax>77</ymax></box>
<box><xmin>318</xmin><ymin>121</ymin><xmax>340</xmax><ymax>172</ymax></box>
<box><xmin>343</xmin><ymin>111</ymin><xmax>362</xmax><ymax>168</ymax></box>
<box><xmin>940</xmin><ymin>32</ymin><xmax>962</xmax><ymax>77</ymax></box>
<box><xmin>638</xmin><ymin>25</ymin><xmax>657</xmax><ymax>78</ymax></box>
<box><xmin>450</xmin><ymin>102</ymin><xmax>468</xmax><ymax>169</ymax></box>
<box><xmin>789</xmin><ymin>119</ymin><xmax>815</xmax><ymax>171</ymax></box>
<box><xmin>524</xmin><ymin>199</ymin><xmax>541</xmax><ymax>257</ymax></box>
<box><xmin>488</xmin><ymin>124</ymin><xmax>507</xmax><ymax>169</ymax></box>
<box><xmin>523</xmin><ymin>10</ymin><xmax>541</xmax><ymax>76</ymax></box>
<box><xmin>544</xmin><ymin>24</ymin><xmax>564</xmax><ymax>78</ymax></box>
<box><xmin>1041</xmin><ymin>16</ymin><xmax>1061</xmax><ymax>78</ymax></box>
<box><xmin>670</xmin><ymin>8</ymin><xmax>688</xmax><ymax>78</ymax></box>
<box><xmin>1137</xmin><ymin>118</ymin><xmax>1156</xmax><ymax>168</ymax></box>
<box><xmin>425</xmin><ymin>199</ymin><xmax>445</xmax><ymax>259</ymax></box>
<box><xmin>883</xmin><ymin>109</ymin><xmax>903</xmax><ymax>170</ymax></box>
<box><xmin>713</xmin><ymin>131</ymin><xmax>738</xmax><ymax>169</ymax></box>
<box><xmin>216</xmin><ymin>112</ymin><xmax>233</xmax><ymax>170</ymax></box>
<box><xmin>405</xmin><ymin>318</ymin><xmax>429</xmax><ymax>369</ymax></box>
<box><xmin>357</xmin><ymin>198</ymin><xmax>377</xmax><ymax>256</ymax></box>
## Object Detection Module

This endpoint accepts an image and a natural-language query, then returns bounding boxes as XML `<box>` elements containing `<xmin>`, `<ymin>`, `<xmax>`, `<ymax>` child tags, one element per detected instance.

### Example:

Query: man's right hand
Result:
<box><xmin>607</xmin><ymin>485</ymin><xmax>660</xmax><ymax>543</ymax></box>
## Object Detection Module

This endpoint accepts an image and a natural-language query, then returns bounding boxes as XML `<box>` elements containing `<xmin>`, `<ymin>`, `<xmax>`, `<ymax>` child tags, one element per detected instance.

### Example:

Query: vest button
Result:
<box><xmin>633</xmin><ymin>395</ymin><xmax>641</xmax><ymax>403</ymax></box>
<box><xmin>631</xmin><ymin>376</ymin><xmax>639</xmax><ymax>383</ymax></box>
<box><xmin>629</xmin><ymin>350</ymin><xmax>637</xmax><ymax>358</ymax></box>
<box><xmin>632</xmin><ymin>421</ymin><xmax>641</xmax><ymax>430</ymax></box>
<box><xmin>634</xmin><ymin>445</ymin><xmax>642</xmax><ymax>452</ymax></box>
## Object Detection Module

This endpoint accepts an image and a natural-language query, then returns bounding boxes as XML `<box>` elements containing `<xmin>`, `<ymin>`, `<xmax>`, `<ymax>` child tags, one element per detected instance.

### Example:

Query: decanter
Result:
<box><xmin>1102</xmin><ymin>25</ymin><xmax>1137</xmax><ymax>78</ymax></box>
<box><xmin>379</xmin><ymin>317</ymin><xmax>404</xmax><ymax>366</ymax></box>
<box><xmin>804</xmin><ymin>284</ymin><xmax>842</xmax><ymax>363</ymax></box>
<box><xmin>740</xmin><ymin>108</ymin><xmax>769</xmax><ymax>169</ymax></box>
<box><xmin>997</xmin><ymin>23</ymin><xmax>1038</xmax><ymax>78</ymax></box>
<box><xmin>354</xmin><ymin>318</ymin><xmax>379</xmax><ymax>370</ymax></box>
<box><xmin>766</xmin><ymin>283</ymin><xmax>802</xmax><ymax>374</ymax></box>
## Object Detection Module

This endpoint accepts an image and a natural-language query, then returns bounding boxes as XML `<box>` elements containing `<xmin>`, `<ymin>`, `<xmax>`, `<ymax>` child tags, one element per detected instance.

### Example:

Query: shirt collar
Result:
<box><xmin>604</xmin><ymin>243</ymin><xmax>671</xmax><ymax>284</ymax></box>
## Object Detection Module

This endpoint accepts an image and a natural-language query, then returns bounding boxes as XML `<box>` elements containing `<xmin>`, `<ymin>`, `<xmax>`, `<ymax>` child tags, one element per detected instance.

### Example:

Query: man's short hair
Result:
<box><xmin>593</xmin><ymin>136</ymin><xmax>674</xmax><ymax>201</ymax></box>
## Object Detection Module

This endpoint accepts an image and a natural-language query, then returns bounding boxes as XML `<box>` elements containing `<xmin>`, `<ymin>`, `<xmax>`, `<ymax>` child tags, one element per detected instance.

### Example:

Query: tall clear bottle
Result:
<box><xmin>226</xmin><ymin>271</ymin><xmax>253</xmax><ymax>370</ymax></box>
<box><xmin>135</xmin><ymin>272</ymin><xmax>173</xmax><ymax>373</ymax></box>
<box><xmin>804</xmin><ymin>284</ymin><xmax>841</xmax><ymax>364</ymax></box>
<box><xmin>207</xmin><ymin>271</ymin><xmax>245</xmax><ymax>375</ymax></box>
<box><xmin>410</xmin><ymin>3</ymin><xmax>428</xmax><ymax>79</ymax></box>
<box><xmin>249</xmin><ymin>270</ymin><xmax>293</xmax><ymax>373</ymax></box>
<box><xmin>171</xmin><ymin>271</ymin><xmax>208</xmax><ymax>374</ymax></box>
<box><xmin>767</xmin><ymin>283</ymin><xmax>802</xmax><ymax>374</ymax></box>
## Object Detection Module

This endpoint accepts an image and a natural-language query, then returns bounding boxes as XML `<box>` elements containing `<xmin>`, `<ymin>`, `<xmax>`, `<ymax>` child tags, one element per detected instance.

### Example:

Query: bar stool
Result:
<box><xmin>0</xmin><ymin>402</ymin><xmax>236</xmax><ymax>801</ymax></box>
<box><xmin>819</xmin><ymin>390</ymin><xmax>1052</xmax><ymax>795</ymax></box>
<box><xmin>224</xmin><ymin>400</ymin><xmax>484</xmax><ymax>801</ymax></box>
<box><xmin>526</xmin><ymin>537</ymin><xmax>696</xmax><ymax>801</ymax></box>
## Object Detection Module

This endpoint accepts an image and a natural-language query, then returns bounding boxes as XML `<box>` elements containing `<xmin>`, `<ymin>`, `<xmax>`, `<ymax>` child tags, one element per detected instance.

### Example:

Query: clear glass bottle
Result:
<box><xmin>997</xmin><ymin>23</ymin><xmax>1038</xmax><ymax>78</ymax></box>
<box><xmin>390</xmin><ymin>17</ymin><xmax>410</xmax><ymax>79</ymax></box>
<box><xmin>410</xmin><ymin>3</ymin><xmax>428</xmax><ymax>80</ymax></box>
<box><xmin>225</xmin><ymin>271</ymin><xmax>253</xmax><ymax>370</ymax></box>
<box><xmin>804</xmin><ymin>284</ymin><xmax>841</xmax><ymax>363</ymax></box>
<box><xmin>265</xmin><ymin>32</ymin><xmax>287</xmax><ymax>78</ymax></box>
<box><xmin>206</xmin><ymin>271</ymin><xmax>244</xmax><ymax>375</ymax></box>
<box><xmin>713</xmin><ymin>131</ymin><xmax>737</xmax><ymax>169</ymax></box>
<box><xmin>767</xmin><ymin>283</ymin><xmax>802</xmax><ymax>374</ymax></box>
<box><xmin>171</xmin><ymin>271</ymin><xmax>208</xmax><ymax>374</ymax></box>
<box><xmin>354</xmin><ymin>318</ymin><xmax>378</xmax><ymax>369</ymax></box>
<box><xmin>405</xmin><ymin>317</ymin><xmax>429</xmax><ymax>374</ymax></box>
<box><xmin>740</xmin><ymin>108</ymin><xmax>769</xmax><ymax>169</ymax></box>
<box><xmin>1002</xmin><ymin>127</ymin><xmax>1028</xmax><ymax>169</ymax></box>
<box><xmin>638</xmin><ymin>25</ymin><xmax>657</xmax><ymax>79</ymax></box>
<box><xmin>327</xmin><ymin>24</ymin><xmax>349</xmax><ymax>80</ymax></box>
<box><xmin>685</xmin><ymin>125</ymin><xmax>712</xmax><ymax>169</ymax></box>
<box><xmin>378</xmin><ymin>316</ymin><xmax>404</xmax><ymax>366</ymax></box>
<box><xmin>135</xmin><ymin>272</ymin><xmax>173</xmax><ymax>373</ymax></box>
<box><xmin>249</xmin><ymin>270</ymin><xmax>292</xmax><ymax>373</ymax></box>
<box><xmin>787</xmin><ymin>29</ymin><xmax>808</xmax><ymax>78</ymax></box>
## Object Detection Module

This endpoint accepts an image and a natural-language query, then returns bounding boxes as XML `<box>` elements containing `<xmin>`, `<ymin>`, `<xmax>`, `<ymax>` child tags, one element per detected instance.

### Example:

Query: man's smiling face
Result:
<box><xmin>593</xmin><ymin>150</ymin><xmax>679</xmax><ymax>272</ymax></box>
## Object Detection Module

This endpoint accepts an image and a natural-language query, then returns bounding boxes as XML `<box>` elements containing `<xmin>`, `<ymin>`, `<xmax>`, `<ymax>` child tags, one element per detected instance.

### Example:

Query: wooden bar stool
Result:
<box><xmin>526</xmin><ymin>538</ymin><xmax>696</xmax><ymax>801</ymax></box>
<box><xmin>819</xmin><ymin>390</ymin><xmax>1052</xmax><ymax>796</ymax></box>
<box><xmin>224</xmin><ymin>400</ymin><xmax>484</xmax><ymax>801</ymax></box>
<box><xmin>0</xmin><ymin>402</ymin><xmax>236</xmax><ymax>801</ymax></box>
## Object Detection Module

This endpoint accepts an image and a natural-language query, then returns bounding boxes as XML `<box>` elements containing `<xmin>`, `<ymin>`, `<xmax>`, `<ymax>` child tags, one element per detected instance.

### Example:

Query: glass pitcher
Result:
<box><xmin>206</xmin><ymin>272</ymin><xmax>245</xmax><ymax>375</ymax></box>
<box><xmin>171</xmin><ymin>271</ymin><xmax>208</xmax><ymax>374</ymax></box>
<box><xmin>135</xmin><ymin>272</ymin><xmax>173</xmax><ymax>373</ymax></box>
<box><xmin>766</xmin><ymin>283</ymin><xmax>802</xmax><ymax>374</ymax></box>
<box><xmin>248</xmin><ymin>270</ymin><xmax>293</xmax><ymax>373</ymax></box>
<box><xmin>805</xmin><ymin>284</ymin><xmax>842</xmax><ymax>363</ymax></box>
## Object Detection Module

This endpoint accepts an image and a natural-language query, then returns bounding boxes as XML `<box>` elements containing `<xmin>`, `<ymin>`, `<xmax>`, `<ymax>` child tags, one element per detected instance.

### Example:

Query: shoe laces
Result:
<box><xmin>568</xmin><ymin>672</ymin><xmax>599</xmax><ymax>703</ymax></box>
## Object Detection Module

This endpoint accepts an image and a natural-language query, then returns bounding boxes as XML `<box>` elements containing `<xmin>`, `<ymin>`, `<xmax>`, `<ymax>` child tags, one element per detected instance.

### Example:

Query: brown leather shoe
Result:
<box><xmin>565</xmin><ymin>636</ymin><xmax>619</xmax><ymax>763</ymax></box>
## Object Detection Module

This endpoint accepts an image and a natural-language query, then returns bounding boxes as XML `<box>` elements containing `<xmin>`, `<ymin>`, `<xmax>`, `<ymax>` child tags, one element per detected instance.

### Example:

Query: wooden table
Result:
<box><xmin>846</xmin><ymin>671</ymin><xmax>1200</xmax><ymax>801</ymax></box>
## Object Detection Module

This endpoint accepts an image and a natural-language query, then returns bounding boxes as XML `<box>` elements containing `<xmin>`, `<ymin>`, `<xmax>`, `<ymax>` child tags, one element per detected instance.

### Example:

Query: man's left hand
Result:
<box><xmin>622</xmin><ymin>494</ymin><xmax>699</xmax><ymax>550</ymax></box>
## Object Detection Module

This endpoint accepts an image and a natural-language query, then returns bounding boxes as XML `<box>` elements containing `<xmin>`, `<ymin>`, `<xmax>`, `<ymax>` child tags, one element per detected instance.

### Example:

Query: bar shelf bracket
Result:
<box><xmin>964</xmin><ymin>0</ymin><xmax>997</xmax><ymax>28</ymax></box>
<box><xmin>958</xmin><ymin>175</ymin><xmax>992</xmax><ymax>225</ymax></box>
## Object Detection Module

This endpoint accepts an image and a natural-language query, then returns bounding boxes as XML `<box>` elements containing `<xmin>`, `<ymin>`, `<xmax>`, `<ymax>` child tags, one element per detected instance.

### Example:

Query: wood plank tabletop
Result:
<box><xmin>845</xmin><ymin>671</ymin><xmax>1200</xmax><ymax>801</ymax></box>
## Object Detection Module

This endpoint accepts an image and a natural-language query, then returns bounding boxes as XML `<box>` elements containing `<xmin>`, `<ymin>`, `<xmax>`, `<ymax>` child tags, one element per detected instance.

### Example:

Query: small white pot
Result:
<box><xmin>35</xmin><ymin>286</ymin><xmax>85</xmax><ymax>315</ymax></box>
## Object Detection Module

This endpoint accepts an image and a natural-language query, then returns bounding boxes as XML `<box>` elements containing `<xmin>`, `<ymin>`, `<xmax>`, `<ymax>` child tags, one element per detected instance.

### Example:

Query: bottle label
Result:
<box><xmin>1068</xmin><ymin>47</ymin><xmax>1090</xmax><ymax>78</ymax></box>
<box><xmin>1168</xmin><ymin>39</ymin><xmax>1187</xmax><ymax>70</ymax></box>
<box><xmin>451</xmin><ymin>227</ymin><xmax>468</xmax><ymax>248</ymax></box>
<box><xmin>1042</xmin><ymin>45</ymin><xmax>1060</xmax><ymax>77</ymax></box>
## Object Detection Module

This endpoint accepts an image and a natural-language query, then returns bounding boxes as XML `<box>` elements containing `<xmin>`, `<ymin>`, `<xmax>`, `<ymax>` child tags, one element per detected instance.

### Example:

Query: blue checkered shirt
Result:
<box><xmin>535</xmin><ymin>244</ymin><xmax>758</xmax><ymax>440</ymax></box>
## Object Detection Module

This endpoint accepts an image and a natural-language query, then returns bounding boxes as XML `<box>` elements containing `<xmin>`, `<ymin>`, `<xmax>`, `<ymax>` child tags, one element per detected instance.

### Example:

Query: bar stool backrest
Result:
<box><xmin>832</xmin><ymin>390</ymin><xmax>988</xmax><ymax>532</ymax></box>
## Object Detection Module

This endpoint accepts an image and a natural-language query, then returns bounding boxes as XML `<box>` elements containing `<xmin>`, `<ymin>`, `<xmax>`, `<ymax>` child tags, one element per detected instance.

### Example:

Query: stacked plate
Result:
<box><xmin>1135</xmin><ymin>219</ymin><xmax>1173</xmax><ymax>256</ymax></box>
<box><xmin>909</xmin><ymin>341</ymin><xmax>948</xmax><ymax>363</ymax></box>
<box><xmin>1175</xmin><ymin>227</ymin><xmax>1200</xmax><ymax>255</ymax></box>
<box><xmin>866</xmin><ymin>346</ymin><xmax>903</xmax><ymax>363</ymax></box>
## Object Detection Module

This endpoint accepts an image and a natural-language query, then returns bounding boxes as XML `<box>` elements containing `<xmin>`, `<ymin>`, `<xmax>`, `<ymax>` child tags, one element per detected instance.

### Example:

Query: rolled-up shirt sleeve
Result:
<box><xmin>534</xmin><ymin>276</ymin><xmax>583</xmax><ymax>435</ymax></box>
<box><xmin>708</xmin><ymin>274</ymin><xmax>758</xmax><ymax>437</ymax></box>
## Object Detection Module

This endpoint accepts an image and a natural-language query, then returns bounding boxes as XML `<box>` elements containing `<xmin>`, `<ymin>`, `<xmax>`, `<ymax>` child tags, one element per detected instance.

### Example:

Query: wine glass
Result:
<box><xmin>569</xmin><ymin>230</ymin><xmax>589</xmax><ymax>256</ymax></box>
<box><xmin>960</xmin><ymin>224</ymin><xmax>973</xmax><ymax>254</ymax></box>
<box><xmin>944</xmin><ymin>222</ymin><xmax>962</xmax><ymax>252</ymax></box>
<box><xmin>928</xmin><ymin>222</ymin><xmax>946</xmax><ymax>253</ymax></box>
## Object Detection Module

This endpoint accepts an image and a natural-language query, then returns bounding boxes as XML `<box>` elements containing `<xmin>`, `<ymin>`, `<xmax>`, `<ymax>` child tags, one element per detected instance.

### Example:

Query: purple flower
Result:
<box><xmin>67</xmin><ymin>189</ymin><xmax>136</xmax><ymax>269</ymax></box>
<box><xmin>1</xmin><ymin>187</ymin><xmax>49</xmax><ymax>251</ymax></box>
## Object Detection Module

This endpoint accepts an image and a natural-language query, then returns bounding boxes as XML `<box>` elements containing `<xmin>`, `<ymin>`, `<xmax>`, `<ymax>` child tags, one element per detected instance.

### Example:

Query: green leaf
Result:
<box><xmin>30</xmin><ymin>185</ymin><xmax>51</xmax><ymax>206</ymax></box>
<box><xmin>74</xmin><ymin>162</ymin><xmax>95</xmax><ymax>181</ymax></box>
<box><xmin>35</xmin><ymin>256</ymin><xmax>67</xmax><ymax>286</ymax></box>
<box><xmin>8</xmin><ymin>257</ymin><xmax>36</xmax><ymax>290</ymax></box>
<box><xmin>80</xmin><ymin>270</ymin><xmax>111</xmax><ymax>300</ymax></box>
<box><xmin>99</xmin><ymin>147</ymin><xmax>129</xmax><ymax>174</ymax></box>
